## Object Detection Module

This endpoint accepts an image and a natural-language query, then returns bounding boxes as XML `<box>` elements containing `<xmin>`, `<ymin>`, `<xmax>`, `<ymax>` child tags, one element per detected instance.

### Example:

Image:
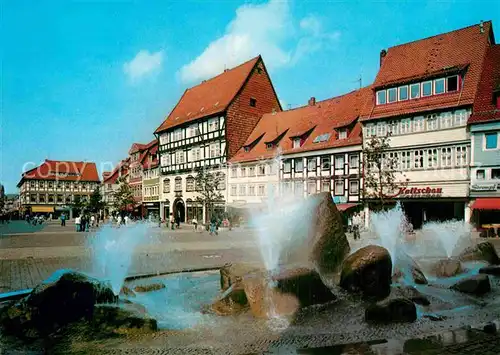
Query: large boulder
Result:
<box><xmin>339</xmin><ymin>245</ymin><xmax>392</xmax><ymax>300</ymax></box>
<box><xmin>451</xmin><ymin>274</ymin><xmax>491</xmax><ymax>295</ymax></box>
<box><xmin>241</xmin><ymin>267</ymin><xmax>335</xmax><ymax>319</ymax></box>
<box><xmin>365</xmin><ymin>297</ymin><xmax>417</xmax><ymax>323</ymax></box>
<box><xmin>459</xmin><ymin>241</ymin><xmax>500</xmax><ymax>265</ymax></box>
<box><xmin>0</xmin><ymin>270</ymin><xmax>118</xmax><ymax>338</ymax></box>
<box><xmin>308</xmin><ymin>192</ymin><xmax>350</xmax><ymax>275</ymax></box>
<box><xmin>392</xmin><ymin>252</ymin><xmax>428</xmax><ymax>285</ymax></box>
<box><xmin>433</xmin><ymin>259</ymin><xmax>463</xmax><ymax>278</ymax></box>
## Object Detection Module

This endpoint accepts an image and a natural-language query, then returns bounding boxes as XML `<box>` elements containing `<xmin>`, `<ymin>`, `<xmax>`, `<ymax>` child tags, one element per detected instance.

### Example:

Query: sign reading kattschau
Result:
<box><xmin>386</xmin><ymin>186</ymin><xmax>443</xmax><ymax>198</ymax></box>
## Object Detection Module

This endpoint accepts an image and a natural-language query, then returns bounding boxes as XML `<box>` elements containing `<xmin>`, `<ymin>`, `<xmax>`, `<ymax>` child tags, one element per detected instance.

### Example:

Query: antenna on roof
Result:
<box><xmin>352</xmin><ymin>76</ymin><xmax>362</xmax><ymax>89</ymax></box>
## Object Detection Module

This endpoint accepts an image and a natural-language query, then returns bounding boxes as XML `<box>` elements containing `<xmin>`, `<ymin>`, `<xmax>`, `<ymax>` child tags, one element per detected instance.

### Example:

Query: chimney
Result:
<box><xmin>380</xmin><ymin>49</ymin><xmax>387</xmax><ymax>67</ymax></box>
<box><xmin>308</xmin><ymin>97</ymin><xmax>316</xmax><ymax>106</ymax></box>
<box><xmin>480</xmin><ymin>20</ymin><xmax>484</xmax><ymax>34</ymax></box>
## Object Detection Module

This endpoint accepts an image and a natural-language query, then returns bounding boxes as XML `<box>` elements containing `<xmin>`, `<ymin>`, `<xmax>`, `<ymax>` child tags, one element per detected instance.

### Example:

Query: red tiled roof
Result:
<box><xmin>361</xmin><ymin>21</ymin><xmax>493</xmax><ymax>121</ymax></box>
<box><xmin>103</xmin><ymin>158</ymin><xmax>129</xmax><ymax>184</ymax></box>
<box><xmin>469</xmin><ymin>44</ymin><xmax>500</xmax><ymax>124</ymax></box>
<box><xmin>142</xmin><ymin>140</ymin><xmax>159</xmax><ymax>170</ymax></box>
<box><xmin>230</xmin><ymin>86</ymin><xmax>371</xmax><ymax>163</ymax></box>
<box><xmin>154</xmin><ymin>56</ymin><xmax>261</xmax><ymax>134</ymax></box>
<box><xmin>18</xmin><ymin>159</ymin><xmax>100</xmax><ymax>186</ymax></box>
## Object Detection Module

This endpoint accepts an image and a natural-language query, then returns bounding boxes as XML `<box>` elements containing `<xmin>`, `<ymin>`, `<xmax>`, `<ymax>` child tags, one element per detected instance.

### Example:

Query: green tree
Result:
<box><xmin>87</xmin><ymin>188</ymin><xmax>105</xmax><ymax>213</ymax></box>
<box><xmin>194</xmin><ymin>168</ymin><xmax>225</xmax><ymax>223</ymax></box>
<box><xmin>71</xmin><ymin>195</ymin><xmax>87</xmax><ymax>216</ymax></box>
<box><xmin>363</xmin><ymin>134</ymin><xmax>407</xmax><ymax>207</ymax></box>
<box><xmin>112</xmin><ymin>177</ymin><xmax>135</xmax><ymax>213</ymax></box>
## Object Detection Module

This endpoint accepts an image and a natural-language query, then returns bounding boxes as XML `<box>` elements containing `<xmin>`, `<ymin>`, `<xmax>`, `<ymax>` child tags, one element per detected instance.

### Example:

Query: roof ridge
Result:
<box><xmin>387</xmin><ymin>21</ymin><xmax>491</xmax><ymax>50</ymax></box>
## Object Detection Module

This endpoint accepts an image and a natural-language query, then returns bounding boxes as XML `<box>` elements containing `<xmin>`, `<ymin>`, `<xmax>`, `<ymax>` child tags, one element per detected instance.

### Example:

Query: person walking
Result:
<box><xmin>170</xmin><ymin>214</ymin><xmax>175</xmax><ymax>230</ymax></box>
<box><xmin>192</xmin><ymin>217</ymin><xmax>198</xmax><ymax>231</ymax></box>
<box><xmin>60</xmin><ymin>213</ymin><xmax>66</xmax><ymax>227</ymax></box>
<box><xmin>209</xmin><ymin>215</ymin><xmax>217</xmax><ymax>235</ymax></box>
<box><xmin>90</xmin><ymin>215</ymin><xmax>95</xmax><ymax>228</ymax></box>
<box><xmin>75</xmin><ymin>216</ymin><xmax>81</xmax><ymax>232</ymax></box>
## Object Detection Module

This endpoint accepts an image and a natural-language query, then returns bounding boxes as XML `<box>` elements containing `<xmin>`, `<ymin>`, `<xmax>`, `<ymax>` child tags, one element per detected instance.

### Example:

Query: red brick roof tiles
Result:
<box><xmin>18</xmin><ymin>160</ymin><xmax>100</xmax><ymax>186</ymax></box>
<box><xmin>469</xmin><ymin>44</ymin><xmax>500</xmax><ymax>124</ymax></box>
<box><xmin>154</xmin><ymin>56</ymin><xmax>260</xmax><ymax>134</ymax></box>
<box><xmin>361</xmin><ymin>21</ymin><xmax>493</xmax><ymax>121</ymax></box>
<box><xmin>103</xmin><ymin>158</ymin><xmax>129</xmax><ymax>184</ymax></box>
<box><xmin>230</xmin><ymin>86</ymin><xmax>371</xmax><ymax>163</ymax></box>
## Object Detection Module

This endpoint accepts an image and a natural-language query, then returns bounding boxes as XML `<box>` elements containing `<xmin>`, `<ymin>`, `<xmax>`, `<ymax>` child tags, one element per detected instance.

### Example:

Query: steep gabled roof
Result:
<box><xmin>141</xmin><ymin>140</ymin><xmax>159</xmax><ymax>170</ymax></box>
<box><xmin>361</xmin><ymin>21</ymin><xmax>493</xmax><ymax>121</ymax></box>
<box><xmin>469</xmin><ymin>44</ymin><xmax>500</xmax><ymax>124</ymax></box>
<box><xmin>154</xmin><ymin>56</ymin><xmax>261</xmax><ymax>134</ymax></box>
<box><xmin>17</xmin><ymin>160</ymin><xmax>100</xmax><ymax>187</ymax></box>
<box><xmin>230</xmin><ymin>86</ymin><xmax>371</xmax><ymax>163</ymax></box>
<box><xmin>103</xmin><ymin>158</ymin><xmax>129</xmax><ymax>184</ymax></box>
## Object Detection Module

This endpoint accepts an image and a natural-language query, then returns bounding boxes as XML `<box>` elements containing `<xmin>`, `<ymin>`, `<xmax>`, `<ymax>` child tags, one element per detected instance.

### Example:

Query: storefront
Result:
<box><xmin>186</xmin><ymin>199</ymin><xmax>203</xmax><ymax>223</ymax></box>
<box><xmin>470</xmin><ymin>198</ymin><xmax>500</xmax><ymax>234</ymax></box>
<box><xmin>144</xmin><ymin>202</ymin><xmax>160</xmax><ymax>219</ymax></box>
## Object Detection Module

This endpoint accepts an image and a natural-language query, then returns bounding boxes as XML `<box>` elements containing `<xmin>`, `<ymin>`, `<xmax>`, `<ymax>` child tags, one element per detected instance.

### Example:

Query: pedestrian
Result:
<box><xmin>192</xmin><ymin>217</ymin><xmax>198</xmax><ymax>231</ymax></box>
<box><xmin>75</xmin><ymin>216</ymin><xmax>81</xmax><ymax>232</ymax></box>
<box><xmin>90</xmin><ymin>215</ymin><xmax>95</xmax><ymax>228</ymax></box>
<box><xmin>209</xmin><ymin>215</ymin><xmax>217</xmax><ymax>235</ymax></box>
<box><xmin>60</xmin><ymin>213</ymin><xmax>66</xmax><ymax>227</ymax></box>
<box><xmin>170</xmin><ymin>214</ymin><xmax>175</xmax><ymax>230</ymax></box>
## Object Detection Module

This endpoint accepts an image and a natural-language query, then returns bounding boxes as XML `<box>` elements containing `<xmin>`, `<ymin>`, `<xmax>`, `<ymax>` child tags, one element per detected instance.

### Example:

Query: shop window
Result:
<box><xmin>492</xmin><ymin>169</ymin><xmax>500</xmax><ymax>179</ymax></box>
<box><xmin>295</xmin><ymin>158</ymin><xmax>304</xmax><ymax>172</ymax></box>
<box><xmin>476</xmin><ymin>170</ymin><xmax>485</xmax><ymax>180</ymax></box>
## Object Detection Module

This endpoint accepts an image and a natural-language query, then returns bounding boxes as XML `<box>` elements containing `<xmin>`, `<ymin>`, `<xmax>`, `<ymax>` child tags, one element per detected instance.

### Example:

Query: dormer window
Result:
<box><xmin>293</xmin><ymin>138</ymin><xmax>301</xmax><ymax>148</ymax></box>
<box><xmin>376</xmin><ymin>90</ymin><xmax>386</xmax><ymax>105</ymax></box>
<box><xmin>410</xmin><ymin>83</ymin><xmax>420</xmax><ymax>99</ymax></box>
<box><xmin>266</xmin><ymin>143</ymin><xmax>274</xmax><ymax>150</ymax></box>
<box><xmin>434</xmin><ymin>78</ymin><xmax>445</xmax><ymax>94</ymax></box>
<box><xmin>447</xmin><ymin>76</ymin><xmax>459</xmax><ymax>92</ymax></box>
<box><xmin>387</xmin><ymin>88</ymin><xmax>397</xmax><ymax>103</ymax></box>
<box><xmin>422</xmin><ymin>81</ymin><xmax>433</xmax><ymax>97</ymax></box>
<box><xmin>250</xmin><ymin>98</ymin><xmax>257</xmax><ymax>107</ymax></box>
<box><xmin>338</xmin><ymin>129</ymin><xmax>347</xmax><ymax>140</ymax></box>
<box><xmin>244</xmin><ymin>146</ymin><xmax>250</xmax><ymax>152</ymax></box>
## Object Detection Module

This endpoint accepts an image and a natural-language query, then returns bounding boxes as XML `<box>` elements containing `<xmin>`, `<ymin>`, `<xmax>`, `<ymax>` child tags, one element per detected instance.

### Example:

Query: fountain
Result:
<box><xmin>421</xmin><ymin>220</ymin><xmax>472</xmax><ymax>259</ymax></box>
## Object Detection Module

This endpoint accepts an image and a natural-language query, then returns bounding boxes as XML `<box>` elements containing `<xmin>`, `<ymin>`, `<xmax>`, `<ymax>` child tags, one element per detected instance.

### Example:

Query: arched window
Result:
<box><xmin>174</xmin><ymin>177</ymin><xmax>182</xmax><ymax>192</ymax></box>
<box><xmin>163</xmin><ymin>178</ymin><xmax>170</xmax><ymax>193</ymax></box>
<box><xmin>186</xmin><ymin>175</ymin><xmax>195</xmax><ymax>192</ymax></box>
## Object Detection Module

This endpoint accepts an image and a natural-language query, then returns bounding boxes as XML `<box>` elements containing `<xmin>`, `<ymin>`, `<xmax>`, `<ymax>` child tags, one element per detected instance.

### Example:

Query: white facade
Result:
<box><xmin>158</xmin><ymin>116</ymin><xmax>227</xmax><ymax>223</ymax></box>
<box><xmin>362</xmin><ymin>107</ymin><xmax>472</xmax><ymax>228</ymax></box>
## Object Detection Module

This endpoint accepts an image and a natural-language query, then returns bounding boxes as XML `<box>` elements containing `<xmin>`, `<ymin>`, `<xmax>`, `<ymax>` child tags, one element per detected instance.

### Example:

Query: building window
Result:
<box><xmin>217</xmin><ymin>173</ymin><xmax>226</xmax><ymax>190</ymax></box>
<box><xmin>57</xmin><ymin>194</ymin><xmax>63</xmax><ymax>203</ymax></box>
<box><xmin>426</xmin><ymin>149</ymin><xmax>438</xmax><ymax>168</ymax></box>
<box><xmin>307</xmin><ymin>158</ymin><xmax>316</xmax><ymax>172</ymax></box>
<box><xmin>39</xmin><ymin>194</ymin><xmax>45</xmax><ymax>203</ymax></box>
<box><xmin>387</xmin><ymin>88</ymin><xmax>397</xmax><ymax>103</ymax></box>
<box><xmin>174</xmin><ymin>129</ymin><xmax>182</xmax><ymax>141</ymax></box>
<box><xmin>307</xmin><ymin>180</ymin><xmax>316</xmax><ymax>195</ymax></box>
<box><xmin>321</xmin><ymin>180</ymin><xmax>330</xmax><ymax>192</ymax></box>
<box><xmin>249</xmin><ymin>98</ymin><xmax>257</xmax><ymax>107</ymax></box>
<box><xmin>249</xmin><ymin>166</ymin><xmax>255</xmax><ymax>176</ymax></box>
<box><xmin>426</xmin><ymin>114</ymin><xmax>439</xmax><ymax>130</ymax></box>
<box><xmin>376</xmin><ymin>90</ymin><xmax>386</xmax><ymax>105</ymax></box>
<box><xmin>447</xmin><ymin>75</ymin><xmax>459</xmax><ymax>92</ymax></box>
<box><xmin>186</xmin><ymin>176</ymin><xmax>195</xmax><ymax>191</ymax></box>
<box><xmin>441</xmin><ymin>147</ymin><xmax>452</xmax><ymax>167</ymax></box>
<box><xmin>258</xmin><ymin>165</ymin><xmax>266</xmax><ymax>176</ymax></box>
<box><xmin>440</xmin><ymin>112</ymin><xmax>453</xmax><ymax>129</ymax></box>
<box><xmin>284</xmin><ymin>160</ymin><xmax>291</xmax><ymax>173</ymax></box>
<box><xmin>410</xmin><ymin>83</ymin><xmax>420</xmax><ymax>99</ymax></box>
<box><xmin>209</xmin><ymin>143</ymin><xmax>220</xmax><ymax>158</ymax></box>
<box><xmin>30</xmin><ymin>194</ymin><xmax>37</xmax><ymax>202</ymax></box>
<box><xmin>485</xmin><ymin>132</ymin><xmax>498</xmax><ymax>150</ymax></box>
<box><xmin>398</xmin><ymin>86</ymin><xmax>408</xmax><ymax>101</ymax></box>
<box><xmin>208</xmin><ymin>118</ymin><xmax>219</xmax><ymax>132</ymax></box>
<box><xmin>266</xmin><ymin>143</ymin><xmax>274</xmax><ymax>150</ymax></box>
<box><xmin>387</xmin><ymin>120</ymin><xmax>399</xmax><ymax>136</ymax></box>
<box><xmin>414</xmin><ymin>116</ymin><xmax>425</xmax><ymax>132</ymax></box>
<box><xmin>412</xmin><ymin>150</ymin><xmax>423</xmax><ymax>169</ymax></box>
<box><xmin>434</xmin><ymin>78</ymin><xmax>445</xmax><ymax>94</ymax></box>
<box><xmin>455</xmin><ymin>146</ymin><xmax>468</xmax><ymax>166</ymax></box>
<box><xmin>249</xmin><ymin>185</ymin><xmax>255</xmax><ymax>196</ymax></box>
<box><xmin>30</xmin><ymin>181</ymin><xmax>36</xmax><ymax>188</ymax></box>
<box><xmin>231</xmin><ymin>185</ymin><xmax>237</xmax><ymax>196</ymax></box>
<box><xmin>349</xmin><ymin>180</ymin><xmax>359</xmax><ymax>195</ymax></box>
<box><xmin>476</xmin><ymin>170</ymin><xmax>485</xmax><ymax>180</ymax></box>
<box><xmin>454</xmin><ymin>110</ymin><xmax>467</xmax><ymax>126</ymax></box>
<box><xmin>338</xmin><ymin>129</ymin><xmax>347</xmax><ymax>139</ymax></box>
<box><xmin>492</xmin><ymin>169</ymin><xmax>500</xmax><ymax>179</ymax></box>
<box><xmin>57</xmin><ymin>182</ymin><xmax>63</xmax><ymax>189</ymax></box>
<box><xmin>335</xmin><ymin>155</ymin><xmax>344</xmax><ymax>169</ymax></box>
<box><xmin>176</xmin><ymin>150</ymin><xmax>185</xmax><ymax>164</ymax></box>
<box><xmin>349</xmin><ymin>154</ymin><xmax>359</xmax><ymax>168</ymax></box>
<box><xmin>321</xmin><ymin>156</ymin><xmax>331</xmax><ymax>170</ymax></box>
<box><xmin>294</xmin><ymin>181</ymin><xmax>303</xmax><ymax>196</ymax></box>
<box><xmin>192</xmin><ymin>147</ymin><xmax>202</xmax><ymax>161</ymax></box>
<box><xmin>293</xmin><ymin>138</ymin><xmax>301</xmax><ymax>148</ymax></box>
<box><xmin>39</xmin><ymin>181</ymin><xmax>45</xmax><ymax>189</ymax></box>
<box><xmin>376</xmin><ymin>122</ymin><xmax>387</xmax><ymax>137</ymax></box>
<box><xmin>240</xmin><ymin>167</ymin><xmax>246</xmax><ymax>177</ymax></box>
<box><xmin>231</xmin><ymin>167</ymin><xmax>237</xmax><ymax>178</ymax></box>
<box><xmin>334</xmin><ymin>180</ymin><xmax>344</xmax><ymax>195</ymax></box>
<box><xmin>422</xmin><ymin>81</ymin><xmax>432</xmax><ymax>97</ymax></box>
<box><xmin>239</xmin><ymin>184</ymin><xmax>246</xmax><ymax>196</ymax></box>
<box><xmin>174</xmin><ymin>177</ymin><xmax>182</xmax><ymax>191</ymax></box>
<box><xmin>258</xmin><ymin>184</ymin><xmax>265</xmax><ymax>196</ymax></box>
<box><xmin>366</xmin><ymin>124</ymin><xmax>377</xmax><ymax>137</ymax></box>
<box><xmin>400</xmin><ymin>118</ymin><xmax>411</xmax><ymax>134</ymax></box>
<box><xmin>295</xmin><ymin>158</ymin><xmax>304</xmax><ymax>172</ymax></box>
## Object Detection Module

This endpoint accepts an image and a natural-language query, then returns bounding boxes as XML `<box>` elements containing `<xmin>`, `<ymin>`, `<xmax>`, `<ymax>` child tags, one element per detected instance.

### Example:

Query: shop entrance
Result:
<box><xmin>173</xmin><ymin>198</ymin><xmax>186</xmax><ymax>223</ymax></box>
<box><xmin>401</xmin><ymin>200</ymin><xmax>465</xmax><ymax>229</ymax></box>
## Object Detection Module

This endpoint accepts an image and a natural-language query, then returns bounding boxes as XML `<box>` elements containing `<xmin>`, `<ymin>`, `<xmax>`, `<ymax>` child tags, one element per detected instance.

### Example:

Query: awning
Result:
<box><xmin>471</xmin><ymin>198</ymin><xmax>500</xmax><ymax>210</ymax></box>
<box><xmin>31</xmin><ymin>206</ymin><xmax>55</xmax><ymax>213</ymax></box>
<box><xmin>336</xmin><ymin>203</ymin><xmax>359</xmax><ymax>212</ymax></box>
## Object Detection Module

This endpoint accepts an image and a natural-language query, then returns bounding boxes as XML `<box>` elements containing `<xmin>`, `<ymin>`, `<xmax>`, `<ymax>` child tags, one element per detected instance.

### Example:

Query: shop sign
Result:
<box><xmin>389</xmin><ymin>186</ymin><xmax>443</xmax><ymax>198</ymax></box>
<box><xmin>471</xmin><ymin>183</ymin><xmax>498</xmax><ymax>192</ymax></box>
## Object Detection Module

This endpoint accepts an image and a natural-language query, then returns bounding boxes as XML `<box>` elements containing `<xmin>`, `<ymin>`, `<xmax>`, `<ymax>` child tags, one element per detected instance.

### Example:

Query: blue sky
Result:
<box><xmin>2</xmin><ymin>0</ymin><xmax>499</xmax><ymax>193</ymax></box>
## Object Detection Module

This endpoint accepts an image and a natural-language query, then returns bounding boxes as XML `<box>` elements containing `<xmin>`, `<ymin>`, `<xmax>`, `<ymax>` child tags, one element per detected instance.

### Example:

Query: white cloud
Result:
<box><xmin>179</xmin><ymin>0</ymin><xmax>340</xmax><ymax>83</ymax></box>
<box><xmin>123</xmin><ymin>50</ymin><xmax>164</xmax><ymax>82</ymax></box>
